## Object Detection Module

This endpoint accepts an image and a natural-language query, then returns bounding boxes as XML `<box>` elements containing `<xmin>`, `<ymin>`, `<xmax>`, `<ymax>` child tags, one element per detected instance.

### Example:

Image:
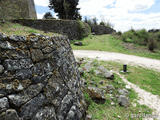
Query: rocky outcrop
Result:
<box><xmin>0</xmin><ymin>0</ymin><xmax>37</xmax><ymax>19</ymax></box>
<box><xmin>0</xmin><ymin>33</ymin><xmax>86</xmax><ymax>120</ymax></box>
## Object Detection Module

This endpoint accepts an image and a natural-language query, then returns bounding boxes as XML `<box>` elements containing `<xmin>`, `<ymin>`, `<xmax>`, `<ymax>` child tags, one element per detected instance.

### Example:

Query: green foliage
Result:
<box><xmin>101</xmin><ymin>61</ymin><xmax>160</xmax><ymax>96</ymax></box>
<box><xmin>0</xmin><ymin>22</ymin><xmax>57</xmax><ymax>36</ymax></box>
<box><xmin>92</xmin><ymin>17</ymin><xmax>98</xmax><ymax>25</ymax></box>
<box><xmin>121</xmin><ymin>29</ymin><xmax>149</xmax><ymax>45</ymax></box>
<box><xmin>84</xmin><ymin>17</ymin><xmax>114</xmax><ymax>29</ymax></box>
<box><xmin>121</xmin><ymin>29</ymin><xmax>160</xmax><ymax>51</ymax></box>
<box><xmin>77</xmin><ymin>20</ymin><xmax>91</xmax><ymax>39</ymax></box>
<box><xmin>148</xmin><ymin>33</ymin><xmax>157</xmax><ymax>51</ymax></box>
<box><xmin>49</xmin><ymin>0</ymin><xmax>81</xmax><ymax>20</ymax></box>
<box><xmin>99</xmin><ymin>21</ymin><xmax>105</xmax><ymax>26</ymax></box>
<box><xmin>81</xmin><ymin>60</ymin><xmax>152</xmax><ymax>120</ymax></box>
<box><xmin>71</xmin><ymin>35</ymin><xmax>160</xmax><ymax>59</ymax></box>
<box><xmin>43</xmin><ymin>12</ymin><xmax>54</xmax><ymax>19</ymax></box>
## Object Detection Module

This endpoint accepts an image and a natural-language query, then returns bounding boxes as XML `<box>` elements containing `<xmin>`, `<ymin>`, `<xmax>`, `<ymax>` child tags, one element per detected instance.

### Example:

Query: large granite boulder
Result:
<box><xmin>0</xmin><ymin>33</ymin><xmax>86</xmax><ymax>120</ymax></box>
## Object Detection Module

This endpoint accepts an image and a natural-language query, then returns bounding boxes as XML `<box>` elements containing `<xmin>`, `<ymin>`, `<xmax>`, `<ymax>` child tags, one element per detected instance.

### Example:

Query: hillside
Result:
<box><xmin>71</xmin><ymin>34</ymin><xmax>160</xmax><ymax>60</ymax></box>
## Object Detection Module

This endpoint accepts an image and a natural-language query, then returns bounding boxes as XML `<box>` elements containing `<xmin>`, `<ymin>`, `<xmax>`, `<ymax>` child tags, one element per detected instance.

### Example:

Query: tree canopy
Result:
<box><xmin>49</xmin><ymin>0</ymin><xmax>81</xmax><ymax>20</ymax></box>
<box><xmin>43</xmin><ymin>12</ymin><xmax>54</xmax><ymax>19</ymax></box>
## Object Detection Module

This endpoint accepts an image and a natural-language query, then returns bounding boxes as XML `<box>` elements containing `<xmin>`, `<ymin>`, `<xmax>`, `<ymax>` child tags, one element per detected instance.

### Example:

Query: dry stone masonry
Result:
<box><xmin>0</xmin><ymin>0</ymin><xmax>37</xmax><ymax>19</ymax></box>
<box><xmin>0</xmin><ymin>33</ymin><xmax>86</xmax><ymax>120</ymax></box>
<box><xmin>13</xmin><ymin>19</ymin><xmax>91</xmax><ymax>40</ymax></box>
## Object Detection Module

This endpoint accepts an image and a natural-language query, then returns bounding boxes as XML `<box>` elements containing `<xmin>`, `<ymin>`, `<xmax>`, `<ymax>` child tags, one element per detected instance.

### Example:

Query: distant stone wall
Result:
<box><xmin>0</xmin><ymin>33</ymin><xmax>86</xmax><ymax>120</ymax></box>
<box><xmin>91</xmin><ymin>25</ymin><xmax>116</xmax><ymax>35</ymax></box>
<box><xmin>13</xmin><ymin>19</ymin><xmax>91</xmax><ymax>40</ymax></box>
<box><xmin>0</xmin><ymin>0</ymin><xmax>37</xmax><ymax>19</ymax></box>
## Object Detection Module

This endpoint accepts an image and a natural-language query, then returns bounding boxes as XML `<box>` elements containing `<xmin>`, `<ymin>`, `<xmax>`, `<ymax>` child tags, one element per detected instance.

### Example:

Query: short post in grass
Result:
<box><xmin>123</xmin><ymin>64</ymin><xmax>127</xmax><ymax>72</ymax></box>
<box><xmin>121</xmin><ymin>64</ymin><xmax>128</xmax><ymax>73</ymax></box>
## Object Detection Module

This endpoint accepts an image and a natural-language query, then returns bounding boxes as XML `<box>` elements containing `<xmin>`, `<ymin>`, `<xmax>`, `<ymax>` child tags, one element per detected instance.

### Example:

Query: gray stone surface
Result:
<box><xmin>13</xmin><ymin>19</ymin><xmax>91</xmax><ymax>40</ymax></box>
<box><xmin>8</xmin><ymin>83</ymin><xmax>44</xmax><ymax>107</ymax></box>
<box><xmin>87</xmin><ymin>86</ymin><xmax>106</xmax><ymax>103</ymax></box>
<box><xmin>0</xmin><ymin>65</ymin><xmax>4</xmax><ymax>74</ymax></box>
<box><xmin>90</xmin><ymin>24</ymin><xmax>116</xmax><ymax>35</ymax></box>
<box><xmin>5</xmin><ymin>109</ymin><xmax>19</xmax><ymax>120</ymax></box>
<box><xmin>96</xmin><ymin>66</ymin><xmax>114</xmax><ymax>79</ymax></box>
<box><xmin>0</xmin><ymin>97</ymin><xmax>9</xmax><ymax>112</ymax></box>
<box><xmin>0</xmin><ymin>33</ymin><xmax>86</xmax><ymax>120</ymax></box>
<box><xmin>74</xmin><ymin>42</ymin><xmax>83</xmax><ymax>46</ymax></box>
<box><xmin>118</xmin><ymin>89</ymin><xmax>129</xmax><ymax>96</ymax></box>
<box><xmin>33</xmin><ymin>107</ymin><xmax>57</xmax><ymax>120</ymax></box>
<box><xmin>83</xmin><ymin>62</ymin><xmax>92</xmax><ymax>72</ymax></box>
<box><xmin>118</xmin><ymin>95</ymin><xmax>130</xmax><ymax>107</ymax></box>
<box><xmin>0</xmin><ymin>0</ymin><xmax>37</xmax><ymax>19</ymax></box>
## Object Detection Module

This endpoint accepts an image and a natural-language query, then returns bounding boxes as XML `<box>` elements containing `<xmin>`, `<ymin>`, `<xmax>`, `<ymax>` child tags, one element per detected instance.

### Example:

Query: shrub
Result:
<box><xmin>117</xmin><ymin>31</ymin><xmax>122</xmax><ymax>36</ymax></box>
<box><xmin>135</xmin><ymin>29</ymin><xmax>149</xmax><ymax>45</ymax></box>
<box><xmin>155</xmin><ymin>32</ymin><xmax>160</xmax><ymax>42</ymax></box>
<box><xmin>148</xmin><ymin>39</ymin><xmax>156</xmax><ymax>51</ymax></box>
<box><xmin>121</xmin><ymin>29</ymin><xmax>149</xmax><ymax>45</ymax></box>
<box><xmin>43</xmin><ymin>12</ymin><xmax>54</xmax><ymax>19</ymax></box>
<box><xmin>77</xmin><ymin>20</ymin><xmax>91</xmax><ymax>39</ymax></box>
<box><xmin>121</xmin><ymin>30</ymin><xmax>135</xmax><ymax>43</ymax></box>
<box><xmin>100</xmin><ymin>21</ymin><xmax>105</xmax><ymax>26</ymax></box>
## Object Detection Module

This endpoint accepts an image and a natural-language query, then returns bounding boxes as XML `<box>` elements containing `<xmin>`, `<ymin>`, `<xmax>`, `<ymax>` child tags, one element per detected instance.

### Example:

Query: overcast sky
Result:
<box><xmin>34</xmin><ymin>0</ymin><xmax>160</xmax><ymax>32</ymax></box>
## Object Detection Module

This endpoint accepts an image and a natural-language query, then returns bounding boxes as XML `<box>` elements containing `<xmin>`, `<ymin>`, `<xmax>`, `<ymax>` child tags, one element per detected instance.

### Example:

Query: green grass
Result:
<box><xmin>0</xmin><ymin>22</ymin><xmax>57</xmax><ymax>36</ymax></box>
<box><xmin>99</xmin><ymin>60</ymin><xmax>160</xmax><ymax>96</ymax></box>
<box><xmin>71</xmin><ymin>35</ymin><xmax>160</xmax><ymax>60</ymax></box>
<box><xmin>81</xmin><ymin>59</ymin><xmax>152</xmax><ymax>120</ymax></box>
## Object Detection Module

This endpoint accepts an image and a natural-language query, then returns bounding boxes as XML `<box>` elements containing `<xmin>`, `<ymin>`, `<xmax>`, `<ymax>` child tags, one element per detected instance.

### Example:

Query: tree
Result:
<box><xmin>92</xmin><ymin>17</ymin><xmax>98</xmax><ymax>25</ymax></box>
<box><xmin>43</xmin><ymin>12</ymin><xmax>54</xmax><ymax>19</ymax></box>
<box><xmin>100</xmin><ymin>21</ymin><xmax>105</xmax><ymax>26</ymax></box>
<box><xmin>84</xmin><ymin>16</ymin><xmax>88</xmax><ymax>23</ymax></box>
<box><xmin>49</xmin><ymin>0</ymin><xmax>81</xmax><ymax>20</ymax></box>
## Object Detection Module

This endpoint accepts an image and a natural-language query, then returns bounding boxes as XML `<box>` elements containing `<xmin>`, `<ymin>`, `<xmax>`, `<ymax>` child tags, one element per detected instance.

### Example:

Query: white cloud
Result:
<box><xmin>34</xmin><ymin>0</ymin><xmax>49</xmax><ymax>7</ymax></box>
<box><xmin>78</xmin><ymin>0</ymin><xmax>159</xmax><ymax>31</ymax></box>
<box><xmin>114</xmin><ymin>0</ymin><xmax>155</xmax><ymax>12</ymax></box>
<box><xmin>37</xmin><ymin>13</ymin><xmax>45</xmax><ymax>19</ymax></box>
<box><xmin>34</xmin><ymin>0</ymin><xmax>159</xmax><ymax>31</ymax></box>
<box><xmin>37</xmin><ymin>12</ymin><xmax>58</xmax><ymax>19</ymax></box>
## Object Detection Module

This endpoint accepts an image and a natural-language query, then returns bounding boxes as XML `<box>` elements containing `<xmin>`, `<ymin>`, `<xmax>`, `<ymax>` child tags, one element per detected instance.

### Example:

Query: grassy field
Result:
<box><xmin>81</xmin><ymin>59</ymin><xmax>152</xmax><ymax>120</ymax></box>
<box><xmin>71</xmin><ymin>35</ymin><xmax>160</xmax><ymax>60</ymax></box>
<box><xmin>99</xmin><ymin>60</ymin><xmax>160</xmax><ymax>96</ymax></box>
<box><xmin>0</xmin><ymin>22</ymin><xmax>56</xmax><ymax>36</ymax></box>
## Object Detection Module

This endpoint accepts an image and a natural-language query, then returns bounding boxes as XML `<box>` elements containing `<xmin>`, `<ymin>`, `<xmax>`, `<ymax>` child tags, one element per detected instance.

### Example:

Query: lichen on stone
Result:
<box><xmin>0</xmin><ymin>33</ymin><xmax>86</xmax><ymax>120</ymax></box>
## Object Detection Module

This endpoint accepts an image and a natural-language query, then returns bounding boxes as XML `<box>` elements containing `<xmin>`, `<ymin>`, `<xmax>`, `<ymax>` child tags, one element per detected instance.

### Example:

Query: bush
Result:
<box><xmin>121</xmin><ymin>29</ymin><xmax>149</xmax><ymax>45</ymax></box>
<box><xmin>117</xmin><ymin>31</ymin><xmax>122</xmax><ymax>36</ymax></box>
<box><xmin>43</xmin><ymin>12</ymin><xmax>54</xmax><ymax>19</ymax></box>
<box><xmin>148</xmin><ymin>33</ymin><xmax>158</xmax><ymax>51</ymax></box>
<box><xmin>135</xmin><ymin>29</ymin><xmax>149</xmax><ymax>45</ymax></box>
<box><xmin>155</xmin><ymin>32</ymin><xmax>160</xmax><ymax>42</ymax></box>
<box><xmin>121</xmin><ymin>30</ymin><xmax>135</xmax><ymax>43</ymax></box>
<box><xmin>77</xmin><ymin>20</ymin><xmax>91</xmax><ymax>39</ymax></box>
<box><xmin>100</xmin><ymin>21</ymin><xmax>105</xmax><ymax>26</ymax></box>
<box><xmin>121</xmin><ymin>29</ymin><xmax>160</xmax><ymax>50</ymax></box>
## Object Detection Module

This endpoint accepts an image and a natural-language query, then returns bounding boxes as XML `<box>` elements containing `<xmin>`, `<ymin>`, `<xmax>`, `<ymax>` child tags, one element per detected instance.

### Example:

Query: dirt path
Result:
<box><xmin>73</xmin><ymin>50</ymin><xmax>160</xmax><ymax>72</ymax></box>
<box><xmin>115</xmin><ymin>72</ymin><xmax>160</xmax><ymax>120</ymax></box>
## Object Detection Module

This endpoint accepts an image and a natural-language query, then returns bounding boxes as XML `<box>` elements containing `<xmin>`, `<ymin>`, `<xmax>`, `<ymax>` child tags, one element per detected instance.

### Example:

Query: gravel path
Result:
<box><xmin>115</xmin><ymin>72</ymin><xmax>160</xmax><ymax>120</ymax></box>
<box><xmin>73</xmin><ymin>50</ymin><xmax>160</xmax><ymax>72</ymax></box>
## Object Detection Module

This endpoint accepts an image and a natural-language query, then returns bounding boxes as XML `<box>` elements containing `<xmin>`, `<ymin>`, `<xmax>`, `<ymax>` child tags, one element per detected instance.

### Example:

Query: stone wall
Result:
<box><xmin>0</xmin><ymin>0</ymin><xmax>37</xmax><ymax>19</ymax></box>
<box><xmin>13</xmin><ymin>19</ymin><xmax>91</xmax><ymax>40</ymax></box>
<box><xmin>0</xmin><ymin>33</ymin><xmax>86</xmax><ymax>120</ymax></box>
<box><xmin>91</xmin><ymin>25</ymin><xmax>116</xmax><ymax>35</ymax></box>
